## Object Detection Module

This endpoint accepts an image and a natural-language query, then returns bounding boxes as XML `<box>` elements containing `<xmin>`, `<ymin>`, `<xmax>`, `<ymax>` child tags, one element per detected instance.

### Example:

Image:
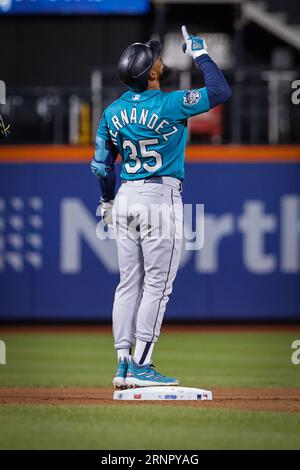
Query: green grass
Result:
<box><xmin>0</xmin><ymin>330</ymin><xmax>300</xmax><ymax>449</ymax></box>
<box><xmin>0</xmin><ymin>331</ymin><xmax>299</xmax><ymax>388</ymax></box>
<box><xmin>0</xmin><ymin>405</ymin><xmax>300</xmax><ymax>450</ymax></box>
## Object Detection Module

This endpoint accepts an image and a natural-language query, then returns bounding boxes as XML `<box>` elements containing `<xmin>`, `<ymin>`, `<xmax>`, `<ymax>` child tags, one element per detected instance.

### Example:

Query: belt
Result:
<box><xmin>121</xmin><ymin>176</ymin><xmax>163</xmax><ymax>185</ymax></box>
<box><xmin>121</xmin><ymin>176</ymin><xmax>183</xmax><ymax>192</ymax></box>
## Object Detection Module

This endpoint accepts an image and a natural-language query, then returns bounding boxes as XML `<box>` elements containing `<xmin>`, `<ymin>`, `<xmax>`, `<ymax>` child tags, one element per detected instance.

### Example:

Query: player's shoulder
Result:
<box><xmin>103</xmin><ymin>89</ymin><xmax>193</xmax><ymax>117</ymax></box>
<box><xmin>105</xmin><ymin>90</ymin><xmax>168</xmax><ymax>115</ymax></box>
<box><xmin>158</xmin><ymin>90</ymin><xmax>186</xmax><ymax>115</ymax></box>
<box><xmin>103</xmin><ymin>94</ymin><xmax>126</xmax><ymax>117</ymax></box>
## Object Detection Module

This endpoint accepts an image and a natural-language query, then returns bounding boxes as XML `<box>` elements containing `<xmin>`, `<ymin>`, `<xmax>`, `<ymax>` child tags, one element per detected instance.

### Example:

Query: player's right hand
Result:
<box><xmin>99</xmin><ymin>197</ymin><xmax>114</xmax><ymax>226</ymax></box>
<box><xmin>181</xmin><ymin>25</ymin><xmax>208</xmax><ymax>59</ymax></box>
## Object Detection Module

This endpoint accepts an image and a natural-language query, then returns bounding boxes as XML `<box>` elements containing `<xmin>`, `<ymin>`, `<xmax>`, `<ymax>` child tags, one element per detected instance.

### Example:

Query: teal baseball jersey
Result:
<box><xmin>97</xmin><ymin>87</ymin><xmax>210</xmax><ymax>181</ymax></box>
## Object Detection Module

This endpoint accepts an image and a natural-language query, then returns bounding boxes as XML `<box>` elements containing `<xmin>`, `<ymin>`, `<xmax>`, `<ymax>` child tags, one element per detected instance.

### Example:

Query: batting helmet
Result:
<box><xmin>117</xmin><ymin>40</ymin><xmax>163</xmax><ymax>92</ymax></box>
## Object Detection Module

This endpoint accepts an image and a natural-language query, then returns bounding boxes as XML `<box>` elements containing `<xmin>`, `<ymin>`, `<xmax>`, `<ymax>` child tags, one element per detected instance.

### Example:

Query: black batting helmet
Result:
<box><xmin>117</xmin><ymin>40</ymin><xmax>163</xmax><ymax>92</ymax></box>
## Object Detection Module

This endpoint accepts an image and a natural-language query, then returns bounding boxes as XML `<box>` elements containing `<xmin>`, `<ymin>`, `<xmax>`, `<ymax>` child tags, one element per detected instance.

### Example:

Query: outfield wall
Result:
<box><xmin>0</xmin><ymin>145</ymin><xmax>299</xmax><ymax>321</ymax></box>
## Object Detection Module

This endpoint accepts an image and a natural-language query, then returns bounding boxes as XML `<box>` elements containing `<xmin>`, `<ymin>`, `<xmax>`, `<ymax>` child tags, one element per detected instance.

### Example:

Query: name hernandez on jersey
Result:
<box><xmin>108</xmin><ymin>107</ymin><xmax>178</xmax><ymax>145</ymax></box>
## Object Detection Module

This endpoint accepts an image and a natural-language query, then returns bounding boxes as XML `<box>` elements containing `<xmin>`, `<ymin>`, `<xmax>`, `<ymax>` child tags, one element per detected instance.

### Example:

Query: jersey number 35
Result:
<box><xmin>123</xmin><ymin>138</ymin><xmax>162</xmax><ymax>174</ymax></box>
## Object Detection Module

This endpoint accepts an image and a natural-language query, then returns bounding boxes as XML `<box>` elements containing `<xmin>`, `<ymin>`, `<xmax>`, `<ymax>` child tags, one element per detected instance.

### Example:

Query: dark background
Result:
<box><xmin>1</xmin><ymin>1</ymin><xmax>300</xmax><ymax>145</ymax></box>
<box><xmin>1</xmin><ymin>4</ymin><xmax>299</xmax><ymax>88</ymax></box>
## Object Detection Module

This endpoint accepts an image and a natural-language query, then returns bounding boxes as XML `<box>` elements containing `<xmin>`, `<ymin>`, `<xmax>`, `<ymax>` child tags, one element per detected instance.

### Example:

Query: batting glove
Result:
<box><xmin>181</xmin><ymin>25</ymin><xmax>208</xmax><ymax>59</ymax></box>
<box><xmin>99</xmin><ymin>197</ymin><xmax>114</xmax><ymax>226</ymax></box>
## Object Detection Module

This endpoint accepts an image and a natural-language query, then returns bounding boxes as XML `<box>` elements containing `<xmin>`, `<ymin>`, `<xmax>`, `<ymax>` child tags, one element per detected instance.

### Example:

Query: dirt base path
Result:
<box><xmin>0</xmin><ymin>387</ymin><xmax>300</xmax><ymax>412</ymax></box>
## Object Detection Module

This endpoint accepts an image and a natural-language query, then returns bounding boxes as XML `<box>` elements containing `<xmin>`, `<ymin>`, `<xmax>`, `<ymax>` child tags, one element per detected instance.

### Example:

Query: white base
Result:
<box><xmin>113</xmin><ymin>386</ymin><xmax>213</xmax><ymax>401</ymax></box>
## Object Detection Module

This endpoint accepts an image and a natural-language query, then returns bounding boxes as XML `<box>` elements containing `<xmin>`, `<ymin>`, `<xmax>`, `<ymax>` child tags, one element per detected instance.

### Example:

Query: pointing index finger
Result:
<box><xmin>181</xmin><ymin>25</ymin><xmax>189</xmax><ymax>41</ymax></box>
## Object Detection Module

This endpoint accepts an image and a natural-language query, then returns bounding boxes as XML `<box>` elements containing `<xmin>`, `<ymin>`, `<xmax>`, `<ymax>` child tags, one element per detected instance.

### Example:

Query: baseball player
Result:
<box><xmin>91</xmin><ymin>26</ymin><xmax>231</xmax><ymax>389</ymax></box>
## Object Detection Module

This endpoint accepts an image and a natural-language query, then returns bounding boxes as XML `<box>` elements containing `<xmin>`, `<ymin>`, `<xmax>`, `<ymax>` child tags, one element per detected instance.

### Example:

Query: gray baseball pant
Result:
<box><xmin>111</xmin><ymin>177</ymin><xmax>183</xmax><ymax>350</ymax></box>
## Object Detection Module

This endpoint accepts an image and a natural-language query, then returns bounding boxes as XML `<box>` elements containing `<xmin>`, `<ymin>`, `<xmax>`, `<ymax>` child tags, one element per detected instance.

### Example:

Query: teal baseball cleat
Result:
<box><xmin>126</xmin><ymin>359</ymin><xmax>179</xmax><ymax>388</ymax></box>
<box><xmin>113</xmin><ymin>359</ymin><xmax>129</xmax><ymax>389</ymax></box>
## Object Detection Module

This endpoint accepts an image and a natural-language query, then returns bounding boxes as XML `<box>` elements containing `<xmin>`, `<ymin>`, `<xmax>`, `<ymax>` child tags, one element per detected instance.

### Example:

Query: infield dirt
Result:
<box><xmin>0</xmin><ymin>387</ymin><xmax>299</xmax><ymax>412</ymax></box>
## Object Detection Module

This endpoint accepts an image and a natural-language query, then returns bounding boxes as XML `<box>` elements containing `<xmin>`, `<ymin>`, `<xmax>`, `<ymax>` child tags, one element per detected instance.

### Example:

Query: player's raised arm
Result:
<box><xmin>165</xmin><ymin>26</ymin><xmax>231</xmax><ymax>120</ymax></box>
<box><xmin>181</xmin><ymin>25</ymin><xmax>232</xmax><ymax>109</ymax></box>
<box><xmin>90</xmin><ymin>112</ymin><xmax>118</xmax><ymax>225</ymax></box>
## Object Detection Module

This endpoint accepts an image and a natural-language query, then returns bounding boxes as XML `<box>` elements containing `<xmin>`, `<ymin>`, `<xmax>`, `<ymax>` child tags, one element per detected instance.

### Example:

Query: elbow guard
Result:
<box><xmin>91</xmin><ymin>135</ymin><xmax>118</xmax><ymax>178</ymax></box>
<box><xmin>91</xmin><ymin>160</ymin><xmax>108</xmax><ymax>178</ymax></box>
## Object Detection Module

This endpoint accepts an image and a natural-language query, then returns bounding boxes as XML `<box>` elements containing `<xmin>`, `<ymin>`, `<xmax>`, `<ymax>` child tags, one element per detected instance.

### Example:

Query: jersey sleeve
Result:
<box><xmin>164</xmin><ymin>87</ymin><xmax>210</xmax><ymax>120</ymax></box>
<box><xmin>96</xmin><ymin>112</ymin><xmax>110</xmax><ymax>141</ymax></box>
<box><xmin>94</xmin><ymin>111</ymin><xmax>118</xmax><ymax>169</ymax></box>
<box><xmin>93</xmin><ymin>111</ymin><xmax>118</xmax><ymax>201</ymax></box>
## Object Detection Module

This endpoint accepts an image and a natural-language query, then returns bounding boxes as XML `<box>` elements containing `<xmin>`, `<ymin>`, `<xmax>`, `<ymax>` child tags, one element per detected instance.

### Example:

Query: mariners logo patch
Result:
<box><xmin>183</xmin><ymin>89</ymin><xmax>201</xmax><ymax>106</ymax></box>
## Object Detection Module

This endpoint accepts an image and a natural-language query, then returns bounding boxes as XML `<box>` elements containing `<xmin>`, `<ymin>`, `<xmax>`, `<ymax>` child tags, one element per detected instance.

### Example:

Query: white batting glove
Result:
<box><xmin>99</xmin><ymin>198</ymin><xmax>114</xmax><ymax>226</ymax></box>
<box><xmin>181</xmin><ymin>25</ymin><xmax>208</xmax><ymax>59</ymax></box>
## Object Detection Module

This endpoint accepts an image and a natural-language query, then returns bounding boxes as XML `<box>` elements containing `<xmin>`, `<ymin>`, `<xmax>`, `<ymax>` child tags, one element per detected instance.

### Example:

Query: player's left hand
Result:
<box><xmin>181</xmin><ymin>25</ymin><xmax>208</xmax><ymax>59</ymax></box>
<box><xmin>99</xmin><ymin>197</ymin><xmax>114</xmax><ymax>226</ymax></box>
